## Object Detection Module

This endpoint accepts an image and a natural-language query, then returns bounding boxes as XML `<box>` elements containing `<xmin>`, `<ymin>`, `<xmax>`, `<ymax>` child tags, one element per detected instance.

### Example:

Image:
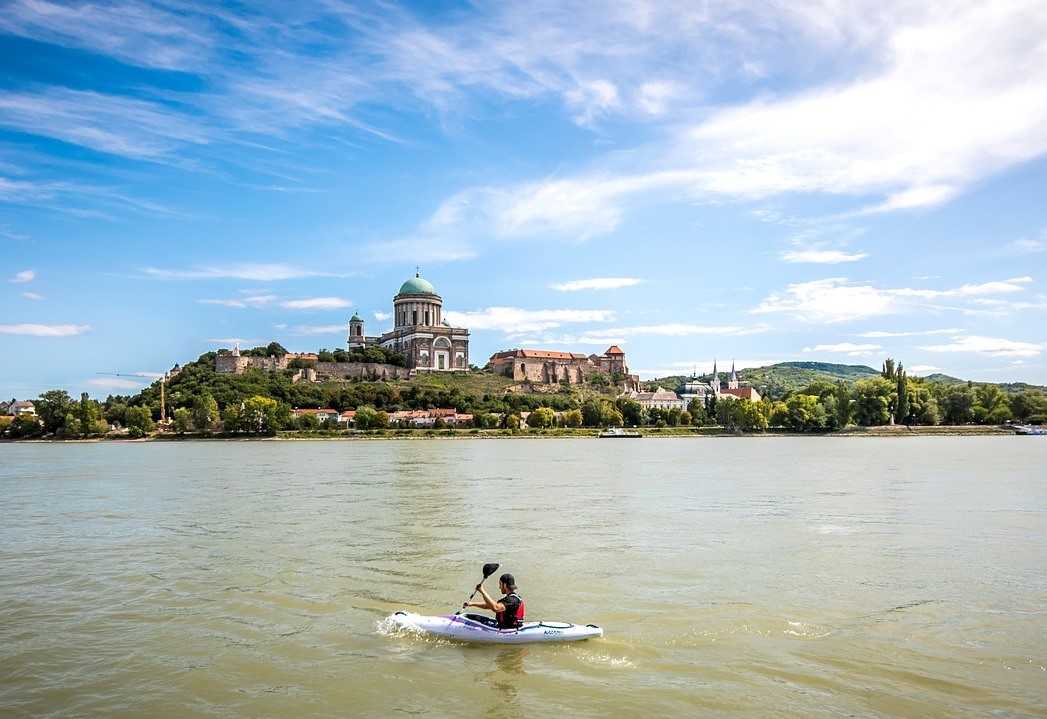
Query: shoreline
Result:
<box><xmin>2</xmin><ymin>424</ymin><xmax>1025</xmax><ymax>443</ymax></box>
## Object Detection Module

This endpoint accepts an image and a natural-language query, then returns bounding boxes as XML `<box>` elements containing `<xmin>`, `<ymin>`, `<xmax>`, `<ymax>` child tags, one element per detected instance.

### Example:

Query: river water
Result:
<box><xmin>1</xmin><ymin>437</ymin><xmax>1044</xmax><ymax>718</ymax></box>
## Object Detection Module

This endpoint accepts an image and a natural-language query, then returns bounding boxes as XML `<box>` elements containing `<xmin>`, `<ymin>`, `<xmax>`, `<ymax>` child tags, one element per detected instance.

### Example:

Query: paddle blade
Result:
<box><xmin>482</xmin><ymin>563</ymin><xmax>500</xmax><ymax>578</ymax></box>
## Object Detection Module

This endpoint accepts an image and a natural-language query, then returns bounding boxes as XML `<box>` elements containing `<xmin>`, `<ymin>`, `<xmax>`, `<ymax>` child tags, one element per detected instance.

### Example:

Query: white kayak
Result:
<box><xmin>388</xmin><ymin>611</ymin><xmax>603</xmax><ymax>644</ymax></box>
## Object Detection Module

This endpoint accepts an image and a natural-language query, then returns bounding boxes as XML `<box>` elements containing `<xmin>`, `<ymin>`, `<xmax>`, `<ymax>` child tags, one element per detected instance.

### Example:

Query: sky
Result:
<box><xmin>2</xmin><ymin>0</ymin><xmax>1046</xmax><ymax>400</ymax></box>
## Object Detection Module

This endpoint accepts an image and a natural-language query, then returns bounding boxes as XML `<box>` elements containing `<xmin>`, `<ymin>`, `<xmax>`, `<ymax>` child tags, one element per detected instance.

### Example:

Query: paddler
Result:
<box><xmin>463</xmin><ymin>572</ymin><xmax>525</xmax><ymax>628</ymax></box>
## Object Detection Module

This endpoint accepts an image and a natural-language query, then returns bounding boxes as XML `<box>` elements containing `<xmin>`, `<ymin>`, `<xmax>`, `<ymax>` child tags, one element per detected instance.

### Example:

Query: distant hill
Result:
<box><xmin>738</xmin><ymin>362</ymin><xmax>879</xmax><ymax>400</ymax></box>
<box><xmin>650</xmin><ymin>362</ymin><xmax>1044</xmax><ymax>401</ymax></box>
<box><xmin>649</xmin><ymin>362</ymin><xmax>879</xmax><ymax>401</ymax></box>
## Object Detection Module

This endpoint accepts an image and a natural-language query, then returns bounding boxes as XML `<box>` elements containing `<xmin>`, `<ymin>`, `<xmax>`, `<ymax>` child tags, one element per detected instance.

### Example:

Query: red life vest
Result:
<box><xmin>497</xmin><ymin>593</ymin><xmax>525</xmax><ymax>628</ymax></box>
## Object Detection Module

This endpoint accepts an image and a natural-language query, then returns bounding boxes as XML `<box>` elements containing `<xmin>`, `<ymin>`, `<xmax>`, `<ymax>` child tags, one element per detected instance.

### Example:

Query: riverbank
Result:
<box><xmin>4</xmin><ymin>424</ymin><xmax>1025</xmax><ymax>442</ymax></box>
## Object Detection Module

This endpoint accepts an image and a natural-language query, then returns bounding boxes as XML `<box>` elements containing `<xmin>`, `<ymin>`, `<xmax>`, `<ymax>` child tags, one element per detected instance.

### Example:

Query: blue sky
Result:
<box><xmin>2</xmin><ymin>0</ymin><xmax>1046</xmax><ymax>399</ymax></box>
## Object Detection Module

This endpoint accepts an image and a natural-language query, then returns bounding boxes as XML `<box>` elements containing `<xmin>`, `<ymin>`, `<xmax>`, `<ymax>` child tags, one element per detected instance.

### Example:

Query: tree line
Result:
<box><xmin>4</xmin><ymin>355</ymin><xmax>1045</xmax><ymax>439</ymax></box>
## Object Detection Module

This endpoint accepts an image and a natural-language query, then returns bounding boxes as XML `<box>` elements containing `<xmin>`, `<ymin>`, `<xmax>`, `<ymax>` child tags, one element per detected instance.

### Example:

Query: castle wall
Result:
<box><xmin>314</xmin><ymin>362</ymin><xmax>412</xmax><ymax>381</ymax></box>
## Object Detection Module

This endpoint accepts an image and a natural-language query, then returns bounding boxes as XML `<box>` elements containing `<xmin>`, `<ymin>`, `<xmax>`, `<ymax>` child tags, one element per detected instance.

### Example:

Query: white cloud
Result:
<box><xmin>198</xmin><ymin>295</ymin><xmax>277</xmax><ymax>308</ymax></box>
<box><xmin>285</xmin><ymin>324</ymin><xmax>348</xmax><ymax>336</ymax></box>
<box><xmin>145</xmin><ymin>264</ymin><xmax>333</xmax><ymax>281</ymax></box>
<box><xmin>683</xmin><ymin>1</ymin><xmax>1047</xmax><ymax>207</ymax></box>
<box><xmin>444</xmin><ymin>307</ymin><xmax>616</xmax><ymax>334</ymax></box>
<box><xmin>21</xmin><ymin>292</ymin><xmax>45</xmax><ymax>300</ymax></box>
<box><xmin>907</xmin><ymin>364</ymin><xmax>940</xmax><ymax>375</ymax></box>
<box><xmin>1003</xmin><ymin>238</ymin><xmax>1045</xmax><ymax>255</ymax></box>
<box><xmin>780</xmin><ymin>250</ymin><xmax>869</xmax><ymax>264</ymax></box>
<box><xmin>0</xmin><ymin>323</ymin><xmax>91</xmax><ymax>337</ymax></box>
<box><xmin>856</xmin><ymin>328</ymin><xmax>961</xmax><ymax>338</ymax></box>
<box><xmin>550</xmin><ymin>277</ymin><xmax>646</xmax><ymax>291</ymax></box>
<box><xmin>9</xmin><ymin>269</ymin><xmax>35</xmax><ymax>282</ymax></box>
<box><xmin>754</xmin><ymin>276</ymin><xmax>1034</xmax><ymax>323</ymax></box>
<box><xmin>920</xmin><ymin>335</ymin><xmax>1044</xmax><ymax>358</ymax></box>
<box><xmin>87</xmin><ymin>377</ymin><xmax>150</xmax><ymax>391</ymax></box>
<box><xmin>280</xmin><ymin>297</ymin><xmax>352</xmax><ymax>310</ymax></box>
<box><xmin>803</xmin><ymin>342</ymin><xmax>882</xmax><ymax>356</ymax></box>
<box><xmin>753</xmin><ymin>278</ymin><xmax>895</xmax><ymax>323</ymax></box>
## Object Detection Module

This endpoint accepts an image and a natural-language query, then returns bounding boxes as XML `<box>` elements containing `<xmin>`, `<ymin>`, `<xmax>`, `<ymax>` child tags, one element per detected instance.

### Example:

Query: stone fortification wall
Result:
<box><xmin>314</xmin><ymin>362</ymin><xmax>412</xmax><ymax>381</ymax></box>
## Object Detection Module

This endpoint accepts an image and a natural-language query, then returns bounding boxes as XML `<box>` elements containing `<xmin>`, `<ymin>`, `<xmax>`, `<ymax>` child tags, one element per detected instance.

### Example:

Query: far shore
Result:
<box><xmin>3</xmin><ymin>424</ymin><xmax>1027</xmax><ymax>443</ymax></box>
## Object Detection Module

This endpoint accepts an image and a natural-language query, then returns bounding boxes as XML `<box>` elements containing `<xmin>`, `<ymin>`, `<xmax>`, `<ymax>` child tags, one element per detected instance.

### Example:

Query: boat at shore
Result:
<box><xmin>598</xmin><ymin>427</ymin><xmax>642</xmax><ymax>438</ymax></box>
<box><xmin>1013</xmin><ymin>424</ymin><xmax>1046</xmax><ymax>435</ymax></box>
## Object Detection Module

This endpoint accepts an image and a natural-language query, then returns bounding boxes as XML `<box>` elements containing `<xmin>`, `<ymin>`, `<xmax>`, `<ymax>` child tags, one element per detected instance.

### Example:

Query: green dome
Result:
<box><xmin>350</xmin><ymin>312</ymin><xmax>363</xmax><ymax>322</ymax></box>
<box><xmin>398</xmin><ymin>274</ymin><xmax>437</xmax><ymax>295</ymax></box>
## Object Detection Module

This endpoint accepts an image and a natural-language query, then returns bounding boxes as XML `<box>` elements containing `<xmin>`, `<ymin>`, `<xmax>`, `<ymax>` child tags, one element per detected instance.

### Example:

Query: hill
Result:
<box><xmin>650</xmin><ymin>362</ymin><xmax>880</xmax><ymax>401</ymax></box>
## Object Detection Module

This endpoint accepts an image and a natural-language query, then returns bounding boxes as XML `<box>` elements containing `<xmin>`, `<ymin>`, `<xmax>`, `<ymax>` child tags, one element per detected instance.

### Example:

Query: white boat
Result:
<box><xmin>598</xmin><ymin>427</ymin><xmax>642</xmax><ymax>438</ymax></box>
<box><xmin>388</xmin><ymin>611</ymin><xmax>603</xmax><ymax>644</ymax></box>
<box><xmin>1013</xmin><ymin>424</ymin><xmax>1047</xmax><ymax>435</ymax></box>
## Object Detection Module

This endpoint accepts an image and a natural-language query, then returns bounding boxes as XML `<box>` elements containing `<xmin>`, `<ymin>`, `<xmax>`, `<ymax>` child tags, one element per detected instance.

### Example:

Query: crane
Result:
<box><xmin>97</xmin><ymin>371</ymin><xmax>168</xmax><ymax>424</ymax></box>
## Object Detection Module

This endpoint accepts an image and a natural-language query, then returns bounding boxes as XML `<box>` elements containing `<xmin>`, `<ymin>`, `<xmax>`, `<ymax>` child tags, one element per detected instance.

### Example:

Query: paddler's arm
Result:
<box><xmin>462</xmin><ymin>584</ymin><xmax>505</xmax><ymax>612</ymax></box>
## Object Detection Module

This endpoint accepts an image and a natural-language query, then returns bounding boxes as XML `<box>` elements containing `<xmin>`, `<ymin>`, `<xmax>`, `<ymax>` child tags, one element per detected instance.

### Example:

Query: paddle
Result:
<box><xmin>455</xmin><ymin>562</ymin><xmax>499</xmax><ymax>615</ymax></box>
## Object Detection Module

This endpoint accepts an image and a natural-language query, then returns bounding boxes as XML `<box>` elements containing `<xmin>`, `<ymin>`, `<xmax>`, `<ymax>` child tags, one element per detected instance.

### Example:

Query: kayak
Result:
<box><xmin>388</xmin><ymin>611</ymin><xmax>603</xmax><ymax>644</ymax></box>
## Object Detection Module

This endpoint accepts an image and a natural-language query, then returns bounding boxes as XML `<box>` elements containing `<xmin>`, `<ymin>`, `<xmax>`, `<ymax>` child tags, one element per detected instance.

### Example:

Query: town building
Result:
<box><xmin>348</xmin><ymin>272</ymin><xmax>470</xmax><ymax>373</ymax></box>
<box><xmin>676</xmin><ymin>361</ymin><xmax>762</xmax><ymax>404</ymax></box>
<box><xmin>626</xmin><ymin>387</ymin><xmax>688</xmax><ymax>412</ymax></box>
<box><xmin>488</xmin><ymin>345</ymin><xmax>640</xmax><ymax>391</ymax></box>
<box><xmin>216</xmin><ymin>271</ymin><xmax>467</xmax><ymax>377</ymax></box>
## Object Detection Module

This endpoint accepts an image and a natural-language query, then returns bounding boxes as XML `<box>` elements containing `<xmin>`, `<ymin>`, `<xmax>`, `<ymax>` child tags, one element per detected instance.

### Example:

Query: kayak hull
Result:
<box><xmin>388</xmin><ymin>611</ymin><xmax>603</xmax><ymax>644</ymax></box>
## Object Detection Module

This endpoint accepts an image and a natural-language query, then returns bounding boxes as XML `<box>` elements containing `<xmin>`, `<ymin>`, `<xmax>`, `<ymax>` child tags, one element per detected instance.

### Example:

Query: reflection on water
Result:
<box><xmin>1</xmin><ymin>438</ymin><xmax>1044</xmax><ymax>718</ymax></box>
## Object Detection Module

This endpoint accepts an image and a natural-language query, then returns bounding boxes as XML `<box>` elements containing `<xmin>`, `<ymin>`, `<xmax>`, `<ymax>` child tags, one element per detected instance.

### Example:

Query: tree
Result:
<box><xmin>125</xmin><ymin>405</ymin><xmax>156</xmax><ymax>437</ymax></box>
<box><xmin>615</xmin><ymin>398</ymin><xmax>644</xmax><ymax>427</ymax></box>
<box><xmin>832</xmin><ymin>381</ymin><xmax>852</xmax><ymax>429</ymax></box>
<box><xmin>851</xmin><ymin>377</ymin><xmax>894</xmax><ymax>426</ymax></box>
<box><xmin>172</xmin><ymin>407</ymin><xmax>192</xmax><ymax>434</ymax></box>
<box><xmin>940</xmin><ymin>385</ymin><xmax>975</xmax><ymax>425</ymax></box>
<box><xmin>973</xmin><ymin>384</ymin><xmax>1011</xmax><ymax>424</ymax></box>
<box><xmin>36</xmin><ymin>389</ymin><xmax>73</xmax><ymax>435</ymax></box>
<box><xmin>562</xmin><ymin>409</ymin><xmax>583</xmax><ymax>428</ymax></box>
<box><xmin>296</xmin><ymin>412</ymin><xmax>321</xmax><ymax>430</ymax></box>
<box><xmin>735</xmin><ymin>400</ymin><xmax>769</xmax><ymax>431</ymax></box>
<box><xmin>782</xmin><ymin>394</ymin><xmax>822</xmax><ymax>431</ymax></box>
<box><xmin>76</xmin><ymin>392</ymin><xmax>108</xmax><ymax>437</ymax></box>
<box><xmin>895</xmin><ymin>366</ymin><xmax>909</xmax><ymax>424</ymax></box>
<box><xmin>192</xmin><ymin>394</ymin><xmax>219</xmax><ymax>433</ymax></box>
<box><xmin>354</xmin><ymin>405</ymin><xmax>378</xmax><ymax>430</ymax></box>
<box><xmin>5</xmin><ymin>414</ymin><xmax>43</xmax><ymax>439</ymax></box>
<box><xmin>528</xmin><ymin>407</ymin><xmax>556</xmax><ymax>429</ymax></box>
<box><xmin>1011</xmin><ymin>390</ymin><xmax>1047</xmax><ymax>423</ymax></box>
<box><xmin>239</xmin><ymin>395</ymin><xmax>289</xmax><ymax>434</ymax></box>
<box><xmin>265</xmin><ymin>342</ymin><xmax>288</xmax><ymax>356</ymax></box>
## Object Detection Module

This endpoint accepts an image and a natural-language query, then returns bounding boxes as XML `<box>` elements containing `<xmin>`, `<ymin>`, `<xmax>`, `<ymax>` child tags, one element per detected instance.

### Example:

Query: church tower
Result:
<box><xmin>710</xmin><ymin>359</ymin><xmax>721</xmax><ymax>394</ymax></box>
<box><xmin>347</xmin><ymin>312</ymin><xmax>366</xmax><ymax>349</ymax></box>
<box><xmin>729</xmin><ymin>361</ymin><xmax>739</xmax><ymax>390</ymax></box>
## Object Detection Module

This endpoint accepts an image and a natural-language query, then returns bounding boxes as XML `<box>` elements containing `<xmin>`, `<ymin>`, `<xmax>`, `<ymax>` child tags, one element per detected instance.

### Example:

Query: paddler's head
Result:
<box><xmin>499</xmin><ymin>573</ymin><xmax>516</xmax><ymax>592</ymax></box>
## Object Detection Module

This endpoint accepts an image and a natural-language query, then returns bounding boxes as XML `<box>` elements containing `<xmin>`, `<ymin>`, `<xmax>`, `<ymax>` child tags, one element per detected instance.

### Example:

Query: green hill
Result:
<box><xmin>651</xmin><ymin>362</ymin><xmax>879</xmax><ymax>401</ymax></box>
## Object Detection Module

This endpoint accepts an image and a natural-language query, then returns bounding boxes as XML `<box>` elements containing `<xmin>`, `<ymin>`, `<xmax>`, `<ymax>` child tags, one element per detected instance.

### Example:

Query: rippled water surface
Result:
<box><xmin>1</xmin><ymin>437</ymin><xmax>1044</xmax><ymax>718</ymax></box>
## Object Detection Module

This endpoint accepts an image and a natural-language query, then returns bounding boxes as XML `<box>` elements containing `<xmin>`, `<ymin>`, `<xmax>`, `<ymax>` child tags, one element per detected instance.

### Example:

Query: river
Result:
<box><xmin>1</xmin><ymin>437</ymin><xmax>1044</xmax><ymax>718</ymax></box>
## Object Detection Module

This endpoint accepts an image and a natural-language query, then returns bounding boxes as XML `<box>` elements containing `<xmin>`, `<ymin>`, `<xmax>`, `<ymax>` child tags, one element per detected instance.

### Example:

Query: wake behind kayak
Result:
<box><xmin>388</xmin><ymin>611</ymin><xmax>603</xmax><ymax>644</ymax></box>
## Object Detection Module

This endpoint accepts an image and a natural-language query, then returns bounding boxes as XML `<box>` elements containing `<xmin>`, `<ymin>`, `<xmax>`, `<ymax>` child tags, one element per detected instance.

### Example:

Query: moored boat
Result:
<box><xmin>1013</xmin><ymin>424</ymin><xmax>1046</xmax><ymax>435</ymax></box>
<box><xmin>598</xmin><ymin>427</ymin><xmax>642</xmax><ymax>438</ymax></box>
<box><xmin>387</xmin><ymin>611</ymin><xmax>603</xmax><ymax>644</ymax></box>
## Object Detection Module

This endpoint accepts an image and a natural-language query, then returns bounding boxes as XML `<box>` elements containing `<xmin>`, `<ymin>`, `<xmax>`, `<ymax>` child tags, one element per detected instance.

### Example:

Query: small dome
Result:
<box><xmin>398</xmin><ymin>273</ymin><xmax>437</xmax><ymax>295</ymax></box>
<box><xmin>350</xmin><ymin>312</ymin><xmax>363</xmax><ymax>323</ymax></box>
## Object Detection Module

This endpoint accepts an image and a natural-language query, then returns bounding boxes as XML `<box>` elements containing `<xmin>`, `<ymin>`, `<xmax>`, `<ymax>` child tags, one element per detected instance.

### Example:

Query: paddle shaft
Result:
<box><xmin>455</xmin><ymin>563</ymin><xmax>499</xmax><ymax>615</ymax></box>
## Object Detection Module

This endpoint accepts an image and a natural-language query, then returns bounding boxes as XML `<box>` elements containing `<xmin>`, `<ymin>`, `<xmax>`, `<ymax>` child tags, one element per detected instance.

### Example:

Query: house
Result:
<box><xmin>625</xmin><ymin>388</ymin><xmax>687</xmax><ymax>412</ymax></box>
<box><xmin>6</xmin><ymin>400</ymin><xmax>36</xmax><ymax>416</ymax></box>
<box><xmin>291</xmin><ymin>408</ymin><xmax>340</xmax><ymax>424</ymax></box>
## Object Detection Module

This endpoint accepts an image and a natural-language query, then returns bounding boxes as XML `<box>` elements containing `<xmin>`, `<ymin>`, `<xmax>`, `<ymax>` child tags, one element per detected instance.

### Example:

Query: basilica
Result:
<box><xmin>348</xmin><ymin>272</ymin><xmax>470</xmax><ymax>372</ymax></box>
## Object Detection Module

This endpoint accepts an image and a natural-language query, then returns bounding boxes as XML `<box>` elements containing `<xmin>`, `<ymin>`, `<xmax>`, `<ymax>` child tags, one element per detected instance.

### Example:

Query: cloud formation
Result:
<box><xmin>550</xmin><ymin>277</ymin><xmax>646</xmax><ymax>291</ymax></box>
<box><xmin>753</xmin><ymin>276</ymin><xmax>1034</xmax><ymax>323</ymax></box>
<box><xmin>0</xmin><ymin>323</ymin><xmax>91</xmax><ymax>337</ymax></box>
